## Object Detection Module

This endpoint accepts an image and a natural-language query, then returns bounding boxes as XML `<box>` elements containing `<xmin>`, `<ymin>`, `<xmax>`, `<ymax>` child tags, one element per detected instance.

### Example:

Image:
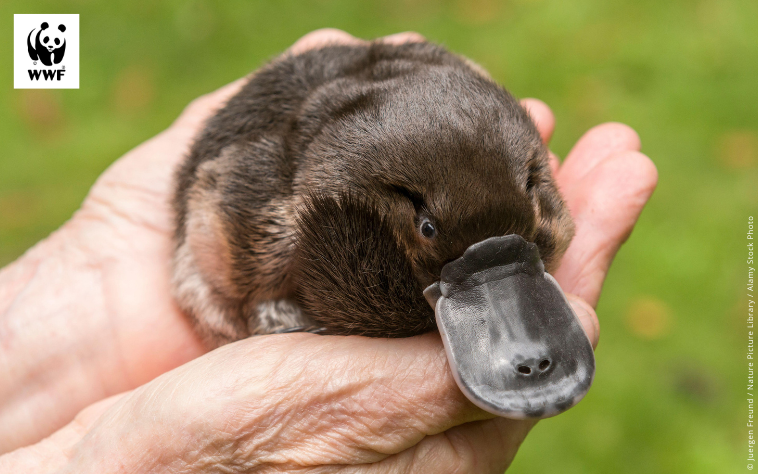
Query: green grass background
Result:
<box><xmin>1</xmin><ymin>0</ymin><xmax>755</xmax><ymax>472</ymax></box>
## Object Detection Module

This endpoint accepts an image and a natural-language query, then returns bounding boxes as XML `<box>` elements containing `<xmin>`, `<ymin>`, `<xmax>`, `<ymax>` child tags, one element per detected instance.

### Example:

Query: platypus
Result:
<box><xmin>172</xmin><ymin>40</ymin><xmax>595</xmax><ymax>419</ymax></box>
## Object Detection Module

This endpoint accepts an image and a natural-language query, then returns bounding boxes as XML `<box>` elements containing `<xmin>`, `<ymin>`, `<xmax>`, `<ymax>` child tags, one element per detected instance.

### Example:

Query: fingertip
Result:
<box><xmin>601</xmin><ymin>150</ymin><xmax>659</xmax><ymax>209</ymax></box>
<box><xmin>380</xmin><ymin>31</ymin><xmax>427</xmax><ymax>45</ymax></box>
<box><xmin>289</xmin><ymin>28</ymin><xmax>365</xmax><ymax>55</ymax></box>
<box><xmin>618</xmin><ymin>150</ymin><xmax>658</xmax><ymax>192</ymax></box>
<box><xmin>520</xmin><ymin>98</ymin><xmax>555</xmax><ymax>144</ymax></box>
<box><xmin>585</xmin><ymin>122</ymin><xmax>641</xmax><ymax>153</ymax></box>
<box><xmin>559</xmin><ymin>122</ymin><xmax>642</xmax><ymax>186</ymax></box>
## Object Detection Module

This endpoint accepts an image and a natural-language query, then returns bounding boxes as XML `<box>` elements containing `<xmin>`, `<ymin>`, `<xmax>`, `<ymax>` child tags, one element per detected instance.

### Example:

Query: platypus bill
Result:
<box><xmin>172</xmin><ymin>40</ymin><xmax>595</xmax><ymax>419</ymax></box>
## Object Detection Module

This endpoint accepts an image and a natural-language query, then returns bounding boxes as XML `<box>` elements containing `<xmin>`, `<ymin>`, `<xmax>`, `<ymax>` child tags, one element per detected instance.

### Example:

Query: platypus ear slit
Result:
<box><xmin>387</xmin><ymin>184</ymin><xmax>425</xmax><ymax>211</ymax></box>
<box><xmin>293</xmin><ymin>192</ymin><xmax>435</xmax><ymax>337</ymax></box>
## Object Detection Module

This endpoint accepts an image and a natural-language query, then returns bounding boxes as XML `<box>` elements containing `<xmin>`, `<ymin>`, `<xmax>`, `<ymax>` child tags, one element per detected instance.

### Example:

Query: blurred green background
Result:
<box><xmin>1</xmin><ymin>0</ymin><xmax>755</xmax><ymax>472</ymax></box>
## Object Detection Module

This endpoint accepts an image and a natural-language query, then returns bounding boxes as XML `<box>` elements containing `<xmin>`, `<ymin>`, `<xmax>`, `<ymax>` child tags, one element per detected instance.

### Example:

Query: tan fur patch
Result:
<box><xmin>174</xmin><ymin>145</ymin><xmax>308</xmax><ymax>342</ymax></box>
<box><xmin>172</xmin><ymin>240</ymin><xmax>249</xmax><ymax>348</ymax></box>
<box><xmin>173</xmin><ymin>146</ymin><xmax>251</xmax><ymax>347</ymax></box>
<box><xmin>186</xmin><ymin>181</ymin><xmax>240</xmax><ymax>299</ymax></box>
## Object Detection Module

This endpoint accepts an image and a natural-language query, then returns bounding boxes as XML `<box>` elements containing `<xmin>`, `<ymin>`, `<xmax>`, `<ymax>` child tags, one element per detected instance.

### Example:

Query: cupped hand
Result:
<box><xmin>0</xmin><ymin>29</ymin><xmax>657</xmax><ymax>472</ymax></box>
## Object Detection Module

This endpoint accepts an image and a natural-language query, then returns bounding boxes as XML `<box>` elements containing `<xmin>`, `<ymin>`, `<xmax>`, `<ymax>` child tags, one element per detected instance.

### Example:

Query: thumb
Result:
<box><xmin>567</xmin><ymin>293</ymin><xmax>600</xmax><ymax>350</ymax></box>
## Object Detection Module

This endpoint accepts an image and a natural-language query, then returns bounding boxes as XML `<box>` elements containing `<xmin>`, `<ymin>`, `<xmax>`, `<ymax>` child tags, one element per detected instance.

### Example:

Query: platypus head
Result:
<box><xmin>294</xmin><ymin>62</ymin><xmax>573</xmax><ymax>331</ymax></box>
<box><xmin>292</xmin><ymin>58</ymin><xmax>593</xmax><ymax>419</ymax></box>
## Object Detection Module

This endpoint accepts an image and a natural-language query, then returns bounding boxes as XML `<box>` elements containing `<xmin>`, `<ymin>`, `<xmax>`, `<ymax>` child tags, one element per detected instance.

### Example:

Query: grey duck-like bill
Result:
<box><xmin>423</xmin><ymin>235</ymin><xmax>595</xmax><ymax>419</ymax></box>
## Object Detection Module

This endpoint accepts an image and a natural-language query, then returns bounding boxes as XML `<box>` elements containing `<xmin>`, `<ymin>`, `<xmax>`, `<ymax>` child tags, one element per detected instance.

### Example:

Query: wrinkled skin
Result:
<box><xmin>0</xmin><ymin>30</ymin><xmax>657</xmax><ymax>473</ymax></box>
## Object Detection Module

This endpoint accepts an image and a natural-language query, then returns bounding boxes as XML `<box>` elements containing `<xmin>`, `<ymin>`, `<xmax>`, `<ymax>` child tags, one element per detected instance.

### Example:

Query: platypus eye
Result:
<box><xmin>420</xmin><ymin>219</ymin><xmax>436</xmax><ymax>239</ymax></box>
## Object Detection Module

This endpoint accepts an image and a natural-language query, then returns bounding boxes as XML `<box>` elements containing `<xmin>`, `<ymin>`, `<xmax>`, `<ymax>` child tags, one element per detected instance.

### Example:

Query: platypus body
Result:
<box><xmin>173</xmin><ymin>40</ymin><xmax>593</xmax><ymax>419</ymax></box>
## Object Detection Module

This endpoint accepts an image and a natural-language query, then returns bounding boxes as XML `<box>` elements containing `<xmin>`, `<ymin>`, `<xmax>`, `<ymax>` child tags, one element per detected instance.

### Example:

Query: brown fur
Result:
<box><xmin>172</xmin><ymin>40</ymin><xmax>574</xmax><ymax>347</ymax></box>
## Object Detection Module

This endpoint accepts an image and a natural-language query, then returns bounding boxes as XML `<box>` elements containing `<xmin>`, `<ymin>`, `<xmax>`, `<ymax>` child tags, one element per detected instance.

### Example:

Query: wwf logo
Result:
<box><xmin>14</xmin><ymin>13</ymin><xmax>78</xmax><ymax>89</ymax></box>
<box><xmin>27</xmin><ymin>22</ymin><xmax>66</xmax><ymax>66</ymax></box>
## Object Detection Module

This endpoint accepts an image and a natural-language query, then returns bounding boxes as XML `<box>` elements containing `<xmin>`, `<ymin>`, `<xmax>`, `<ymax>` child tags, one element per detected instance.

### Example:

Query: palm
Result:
<box><xmin>68</xmin><ymin>114</ymin><xmax>216</xmax><ymax>385</ymax></box>
<box><xmin>0</xmin><ymin>92</ymin><xmax>231</xmax><ymax>454</ymax></box>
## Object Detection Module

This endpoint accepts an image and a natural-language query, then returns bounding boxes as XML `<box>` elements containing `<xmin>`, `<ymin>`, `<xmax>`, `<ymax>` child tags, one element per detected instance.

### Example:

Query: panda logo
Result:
<box><xmin>27</xmin><ymin>22</ymin><xmax>66</xmax><ymax>67</ymax></box>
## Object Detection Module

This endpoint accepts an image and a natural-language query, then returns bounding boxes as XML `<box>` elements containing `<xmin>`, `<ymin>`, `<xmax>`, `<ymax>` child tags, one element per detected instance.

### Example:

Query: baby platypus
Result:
<box><xmin>172</xmin><ymin>40</ymin><xmax>594</xmax><ymax>419</ymax></box>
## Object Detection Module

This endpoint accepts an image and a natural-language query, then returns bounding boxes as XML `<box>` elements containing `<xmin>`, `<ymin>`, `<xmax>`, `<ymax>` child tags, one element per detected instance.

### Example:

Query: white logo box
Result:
<box><xmin>14</xmin><ymin>14</ymin><xmax>79</xmax><ymax>89</ymax></box>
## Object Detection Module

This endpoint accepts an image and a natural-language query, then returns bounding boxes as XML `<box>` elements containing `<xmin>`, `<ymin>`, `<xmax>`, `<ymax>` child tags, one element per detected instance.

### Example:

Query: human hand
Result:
<box><xmin>0</xmin><ymin>29</ymin><xmax>437</xmax><ymax>453</ymax></box>
<box><xmin>0</xmin><ymin>28</ymin><xmax>656</xmax><ymax>471</ymax></box>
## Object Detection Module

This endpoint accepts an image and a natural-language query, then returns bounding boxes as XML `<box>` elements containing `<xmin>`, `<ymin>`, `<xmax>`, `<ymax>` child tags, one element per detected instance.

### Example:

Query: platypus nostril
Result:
<box><xmin>516</xmin><ymin>358</ymin><xmax>552</xmax><ymax>376</ymax></box>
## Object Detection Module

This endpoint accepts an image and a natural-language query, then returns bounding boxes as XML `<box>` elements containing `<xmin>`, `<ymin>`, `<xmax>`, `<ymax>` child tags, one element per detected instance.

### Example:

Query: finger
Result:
<box><xmin>0</xmin><ymin>394</ymin><xmax>126</xmax><ymax>472</ymax></box>
<box><xmin>554</xmin><ymin>150</ymin><xmax>658</xmax><ymax>307</ymax></box>
<box><xmin>46</xmin><ymin>394</ymin><xmax>125</xmax><ymax>454</ymax></box>
<box><xmin>379</xmin><ymin>31</ymin><xmax>426</xmax><ymax>45</ymax></box>
<box><xmin>424</xmin><ymin>417</ymin><xmax>536</xmax><ymax>472</ymax></box>
<box><xmin>58</xmin><ymin>333</ymin><xmax>495</xmax><ymax>471</ymax></box>
<box><xmin>289</xmin><ymin>28</ymin><xmax>366</xmax><ymax>55</ymax></box>
<box><xmin>520</xmin><ymin>98</ymin><xmax>555</xmax><ymax>144</ymax></box>
<box><xmin>231</xmin><ymin>333</ymin><xmax>491</xmax><ymax>465</ymax></box>
<box><xmin>558</xmin><ymin>122</ymin><xmax>641</xmax><ymax>186</ymax></box>
<box><xmin>352</xmin><ymin>417</ymin><xmax>535</xmax><ymax>473</ymax></box>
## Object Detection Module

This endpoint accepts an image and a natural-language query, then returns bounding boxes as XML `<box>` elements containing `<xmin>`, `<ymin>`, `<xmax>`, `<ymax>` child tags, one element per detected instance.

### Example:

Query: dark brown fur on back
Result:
<box><xmin>172</xmin><ymin>41</ymin><xmax>574</xmax><ymax>347</ymax></box>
